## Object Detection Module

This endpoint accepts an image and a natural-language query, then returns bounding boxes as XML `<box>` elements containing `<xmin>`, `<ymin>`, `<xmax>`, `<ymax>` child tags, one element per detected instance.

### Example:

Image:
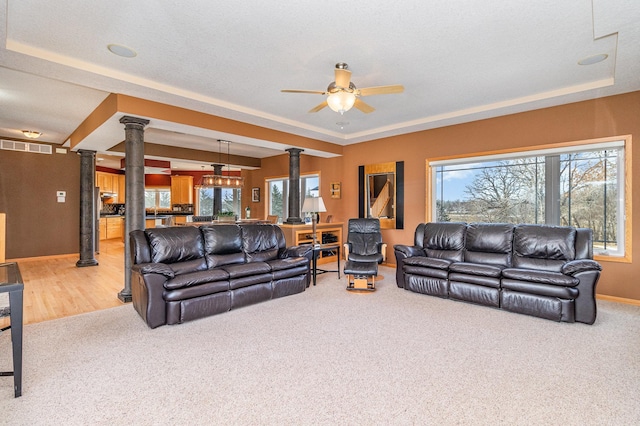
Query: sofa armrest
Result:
<box><xmin>561</xmin><ymin>259</ymin><xmax>602</xmax><ymax>276</ymax></box>
<box><xmin>132</xmin><ymin>262</ymin><xmax>175</xmax><ymax>278</ymax></box>
<box><xmin>393</xmin><ymin>244</ymin><xmax>424</xmax><ymax>288</ymax></box>
<box><xmin>393</xmin><ymin>244</ymin><xmax>425</xmax><ymax>258</ymax></box>
<box><xmin>131</xmin><ymin>268</ymin><xmax>169</xmax><ymax>328</ymax></box>
<box><xmin>282</xmin><ymin>245</ymin><xmax>312</xmax><ymax>259</ymax></box>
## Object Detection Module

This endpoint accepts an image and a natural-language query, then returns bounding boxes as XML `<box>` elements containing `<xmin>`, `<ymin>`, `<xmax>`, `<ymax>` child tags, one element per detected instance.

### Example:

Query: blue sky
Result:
<box><xmin>436</xmin><ymin>166</ymin><xmax>480</xmax><ymax>201</ymax></box>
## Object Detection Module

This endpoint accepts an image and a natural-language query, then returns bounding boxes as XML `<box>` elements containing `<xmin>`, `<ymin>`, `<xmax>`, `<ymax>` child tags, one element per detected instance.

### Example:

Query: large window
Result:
<box><xmin>144</xmin><ymin>188</ymin><xmax>171</xmax><ymax>210</ymax></box>
<box><xmin>267</xmin><ymin>174</ymin><xmax>319</xmax><ymax>222</ymax></box>
<box><xmin>431</xmin><ymin>139</ymin><xmax>628</xmax><ymax>258</ymax></box>
<box><xmin>197</xmin><ymin>188</ymin><xmax>242</xmax><ymax>216</ymax></box>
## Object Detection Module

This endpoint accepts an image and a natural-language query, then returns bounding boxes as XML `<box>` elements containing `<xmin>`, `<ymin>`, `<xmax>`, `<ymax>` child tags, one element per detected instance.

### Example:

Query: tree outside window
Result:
<box><xmin>433</xmin><ymin>144</ymin><xmax>624</xmax><ymax>256</ymax></box>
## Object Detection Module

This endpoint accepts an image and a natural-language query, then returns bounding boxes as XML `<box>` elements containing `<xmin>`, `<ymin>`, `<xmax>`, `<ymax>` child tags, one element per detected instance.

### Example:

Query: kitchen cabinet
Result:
<box><xmin>100</xmin><ymin>217</ymin><xmax>124</xmax><ymax>240</ymax></box>
<box><xmin>173</xmin><ymin>215</ymin><xmax>188</xmax><ymax>225</ymax></box>
<box><xmin>171</xmin><ymin>176</ymin><xmax>193</xmax><ymax>204</ymax></box>
<box><xmin>99</xmin><ymin>218</ymin><xmax>107</xmax><ymax>240</ymax></box>
<box><xmin>107</xmin><ymin>217</ymin><xmax>124</xmax><ymax>239</ymax></box>
<box><xmin>96</xmin><ymin>171</ymin><xmax>119</xmax><ymax>195</ymax></box>
<box><xmin>118</xmin><ymin>174</ymin><xmax>126</xmax><ymax>203</ymax></box>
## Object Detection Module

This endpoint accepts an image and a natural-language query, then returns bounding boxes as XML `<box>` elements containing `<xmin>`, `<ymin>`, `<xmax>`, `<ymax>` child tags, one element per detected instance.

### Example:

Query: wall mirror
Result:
<box><xmin>358</xmin><ymin>161</ymin><xmax>404</xmax><ymax>229</ymax></box>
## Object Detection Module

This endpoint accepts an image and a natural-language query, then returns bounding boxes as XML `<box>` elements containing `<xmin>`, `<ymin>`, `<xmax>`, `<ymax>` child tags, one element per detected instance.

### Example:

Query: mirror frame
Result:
<box><xmin>358</xmin><ymin>161</ymin><xmax>404</xmax><ymax>229</ymax></box>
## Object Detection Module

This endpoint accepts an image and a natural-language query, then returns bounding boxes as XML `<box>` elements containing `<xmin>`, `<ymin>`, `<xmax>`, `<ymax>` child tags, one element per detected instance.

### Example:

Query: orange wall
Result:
<box><xmin>245</xmin><ymin>153</ymin><xmax>345</xmax><ymax>222</ymax></box>
<box><xmin>251</xmin><ymin>91</ymin><xmax>640</xmax><ymax>301</ymax></box>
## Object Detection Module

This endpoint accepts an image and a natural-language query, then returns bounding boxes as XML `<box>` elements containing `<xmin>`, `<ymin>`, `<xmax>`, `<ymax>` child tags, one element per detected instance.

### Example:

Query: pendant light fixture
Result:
<box><xmin>200</xmin><ymin>140</ymin><xmax>244</xmax><ymax>188</ymax></box>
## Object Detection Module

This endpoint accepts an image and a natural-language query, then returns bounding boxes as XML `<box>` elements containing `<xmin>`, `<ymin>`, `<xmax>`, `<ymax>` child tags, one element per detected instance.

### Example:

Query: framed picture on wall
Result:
<box><xmin>330</xmin><ymin>182</ymin><xmax>341</xmax><ymax>199</ymax></box>
<box><xmin>252</xmin><ymin>187</ymin><xmax>260</xmax><ymax>202</ymax></box>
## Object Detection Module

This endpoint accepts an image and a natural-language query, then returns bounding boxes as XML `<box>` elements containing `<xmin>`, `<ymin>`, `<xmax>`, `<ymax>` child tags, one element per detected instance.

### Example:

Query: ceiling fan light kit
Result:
<box><xmin>327</xmin><ymin>91</ymin><xmax>356</xmax><ymax>114</ymax></box>
<box><xmin>281</xmin><ymin>62</ymin><xmax>403</xmax><ymax>115</ymax></box>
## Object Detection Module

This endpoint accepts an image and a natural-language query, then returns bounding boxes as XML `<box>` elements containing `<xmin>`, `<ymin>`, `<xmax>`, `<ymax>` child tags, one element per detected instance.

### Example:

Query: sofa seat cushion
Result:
<box><xmin>164</xmin><ymin>269</ymin><xmax>230</xmax><ymax>290</ymax></box>
<box><xmin>501</xmin><ymin>279</ymin><xmax>579</xmax><ymax>299</ymax></box>
<box><xmin>502</xmin><ymin>268</ymin><xmax>579</xmax><ymax>287</ymax></box>
<box><xmin>267</xmin><ymin>257</ymin><xmax>308</xmax><ymax>271</ymax></box>
<box><xmin>449</xmin><ymin>262</ymin><xmax>503</xmax><ymax>278</ymax></box>
<box><xmin>223</xmin><ymin>261</ymin><xmax>272</xmax><ymax>278</ymax></box>
<box><xmin>449</xmin><ymin>273</ymin><xmax>501</xmax><ymax>288</ymax></box>
<box><xmin>272</xmin><ymin>265</ymin><xmax>309</xmax><ymax>280</ymax></box>
<box><xmin>403</xmin><ymin>256</ymin><xmax>451</xmax><ymax>270</ymax></box>
<box><xmin>164</xmin><ymin>280</ymin><xmax>230</xmax><ymax>302</ymax></box>
<box><xmin>230</xmin><ymin>273</ymin><xmax>273</xmax><ymax>290</ymax></box>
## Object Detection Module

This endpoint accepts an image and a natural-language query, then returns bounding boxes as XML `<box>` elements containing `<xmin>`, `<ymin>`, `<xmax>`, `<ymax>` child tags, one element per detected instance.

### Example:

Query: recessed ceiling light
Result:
<box><xmin>336</xmin><ymin>121</ymin><xmax>349</xmax><ymax>129</ymax></box>
<box><xmin>22</xmin><ymin>130</ymin><xmax>42</xmax><ymax>139</ymax></box>
<box><xmin>578</xmin><ymin>53</ymin><xmax>608</xmax><ymax>66</ymax></box>
<box><xmin>107</xmin><ymin>44</ymin><xmax>137</xmax><ymax>58</ymax></box>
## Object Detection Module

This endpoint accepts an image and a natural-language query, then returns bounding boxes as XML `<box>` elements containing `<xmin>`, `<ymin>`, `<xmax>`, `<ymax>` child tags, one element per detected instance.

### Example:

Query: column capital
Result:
<box><xmin>119</xmin><ymin>115</ymin><xmax>150</xmax><ymax>128</ymax></box>
<box><xmin>285</xmin><ymin>147</ymin><xmax>304</xmax><ymax>156</ymax></box>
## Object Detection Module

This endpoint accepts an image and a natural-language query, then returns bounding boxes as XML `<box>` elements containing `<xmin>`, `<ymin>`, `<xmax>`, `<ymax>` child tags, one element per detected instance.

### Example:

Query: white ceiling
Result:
<box><xmin>1</xmin><ymin>0</ymin><xmax>639</xmax><ymax>171</ymax></box>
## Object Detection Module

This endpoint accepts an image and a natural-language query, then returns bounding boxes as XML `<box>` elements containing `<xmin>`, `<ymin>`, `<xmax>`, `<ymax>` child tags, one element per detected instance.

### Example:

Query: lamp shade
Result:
<box><xmin>302</xmin><ymin>196</ymin><xmax>327</xmax><ymax>213</ymax></box>
<box><xmin>327</xmin><ymin>92</ymin><xmax>356</xmax><ymax>114</ymax></box>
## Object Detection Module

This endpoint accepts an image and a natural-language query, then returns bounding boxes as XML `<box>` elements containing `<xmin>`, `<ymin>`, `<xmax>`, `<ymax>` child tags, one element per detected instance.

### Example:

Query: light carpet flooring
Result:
<box><xmin>1</xmin><ymin>264</ymin><xmax>639</xmax><ymax>425</ymax></box>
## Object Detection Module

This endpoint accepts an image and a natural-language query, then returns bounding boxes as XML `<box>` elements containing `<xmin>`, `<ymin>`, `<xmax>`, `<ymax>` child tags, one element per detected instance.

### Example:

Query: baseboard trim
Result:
<box><xmin>596</xmin><ymin>294</ymin><xmax>640</xmax><ymax>306</ymax></box>
<box><xmin>6</xmin><ymin>252</ymin><xmax>79</xmax><ymax>262</ymax></box>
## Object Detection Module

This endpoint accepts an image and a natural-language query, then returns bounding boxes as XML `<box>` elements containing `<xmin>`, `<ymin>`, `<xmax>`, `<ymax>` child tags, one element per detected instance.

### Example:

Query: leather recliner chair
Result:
<box><xmin>343</xmin><ymin>218</ymin><xmax>387</xmax><ymax>291</ymax></box>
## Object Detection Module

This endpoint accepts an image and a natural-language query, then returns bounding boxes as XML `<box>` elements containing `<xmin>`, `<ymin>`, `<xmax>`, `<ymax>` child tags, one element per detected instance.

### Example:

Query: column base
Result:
<box><xmin>76</xmin><ymin>259</ymin><xmax>99</xmax><ymax>267</ymax></box>
<box><xmin>285</xmin><ymin>217</ymin><xmax>304</xmax><ymax>224</ymax></box>
<box><xmin>117</xmin><ymin>291</ymin><xmax>132</xmax><ymax>303</ymax></box>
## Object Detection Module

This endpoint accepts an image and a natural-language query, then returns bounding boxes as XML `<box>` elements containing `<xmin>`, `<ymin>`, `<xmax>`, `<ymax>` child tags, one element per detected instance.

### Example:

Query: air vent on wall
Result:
<box><xmin>1</xmin><ymin>139</ymin><xmax>52</xmax><ymax>154</ymax></box>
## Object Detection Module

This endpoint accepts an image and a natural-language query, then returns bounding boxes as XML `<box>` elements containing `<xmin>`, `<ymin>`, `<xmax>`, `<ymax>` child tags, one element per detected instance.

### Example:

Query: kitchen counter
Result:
<box><xmin>100</xmin><ymin>213</ymin><xmax>193</xmax><ymax>217</ymax></box>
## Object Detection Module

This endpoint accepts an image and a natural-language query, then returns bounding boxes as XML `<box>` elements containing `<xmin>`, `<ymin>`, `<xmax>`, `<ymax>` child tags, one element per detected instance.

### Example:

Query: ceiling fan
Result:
<box><xmin>281</xmin><ymin>63</ymin><xmax>404</xmax><ymax>114</ymax></box>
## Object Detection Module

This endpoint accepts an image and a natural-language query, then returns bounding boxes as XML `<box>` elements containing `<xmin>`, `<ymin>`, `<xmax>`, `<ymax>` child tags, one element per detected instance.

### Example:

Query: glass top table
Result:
<box><xmin>311</xmin><ymin>243</ymin><xmax>341</xmax><ymax>286</ymax></box>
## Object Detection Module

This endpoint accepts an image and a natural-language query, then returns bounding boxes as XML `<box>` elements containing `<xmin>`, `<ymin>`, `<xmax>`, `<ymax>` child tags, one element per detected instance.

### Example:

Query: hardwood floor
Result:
<box><xmin>1</xmin><ymin>239</ymin><xmax>126</xmax><ymax>327</ymax></box>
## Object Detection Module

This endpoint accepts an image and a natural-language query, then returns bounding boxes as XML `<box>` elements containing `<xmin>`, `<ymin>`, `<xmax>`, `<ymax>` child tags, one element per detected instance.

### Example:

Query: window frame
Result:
<box><xmin>426</xmin><ymin>135</ymin><xmax>632</xmax><ymax>263</ymax></box>
<box><xmin>265</xmin><ymin>172</ymin><xmax>320</xmax><ymax>222</ymax></box>
<box><xmin>194</xmin><ymin>186</ymin><xmax>242</xmax><ymax>216</ymax></box>
<box><xmin>144</xmin><ymin>187</ymin><xmax>171</xmax><ymax>210</ymax></box>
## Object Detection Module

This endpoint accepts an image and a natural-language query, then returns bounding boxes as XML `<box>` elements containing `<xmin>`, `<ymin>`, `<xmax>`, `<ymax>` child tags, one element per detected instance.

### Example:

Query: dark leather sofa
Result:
<box><xmin>394</xmin><ymin>222</ymin><xmax>602</xmax><ymax>324</ymax></box>
<box><xmin>130</xmin><ymin>224</ymin><xmax>312</xmax><ymax>328</ymax></box>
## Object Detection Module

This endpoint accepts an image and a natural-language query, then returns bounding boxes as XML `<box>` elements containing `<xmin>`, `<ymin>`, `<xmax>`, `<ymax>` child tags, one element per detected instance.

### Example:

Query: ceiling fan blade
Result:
<box><xmin>353</xmin><ymin>98</ymin><xmax>375</xmax><ymax>113</ymax></box>
<box><xmin>357</xmin><ymin>85</ymin><xmax>405</xmax><ymax>97</ymax></box>
<box><xmin>335</xmin><ymin>68</ymin><xmax>352</xmax><ymax>89</ymax></box>
<box><xmin>281</xmin><ymin>89</ymin><xmax>326</xmax><ymax>95</ymax></box>
<box><xmin>309</xmin><ymin>101</ymin><xmax>328</xmax><ymax>113</ymax></box>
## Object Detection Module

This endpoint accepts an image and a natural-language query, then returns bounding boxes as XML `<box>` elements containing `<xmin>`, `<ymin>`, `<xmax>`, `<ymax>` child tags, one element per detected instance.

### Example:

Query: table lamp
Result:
<box><xmin>301</xmin><ymin>196</ymin><xmax>327</xmax><ymax>247</ymax></box>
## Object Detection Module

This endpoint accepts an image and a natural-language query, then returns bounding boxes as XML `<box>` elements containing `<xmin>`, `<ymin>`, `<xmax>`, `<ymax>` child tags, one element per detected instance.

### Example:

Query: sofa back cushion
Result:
<box><xmin>241</xmin><ymin>224</ymin><xmax>283</xmax><ymax>262</ymax></box>
<box><xmin>201</xmin><ymin>225</ymin><xmax>246</xmax><ymax>268</ymax></box>
<box><xmin>464</xmin><ymin>223</ymin><xmax>514</xmax><ymax>267</ymax></box>
<box><xmin>146</xmin><ymin>226</ymin><xmax>205</xmax><ymax>264</ymax></box>
<box><xmin>422</xmin><ymin>222</ymin><xmax>466</xmax><ymax>262</ymax></box>
<box><xmin>512</xmin><ymin>224</ymin><xmax>576</xmax><ymax>272</ymax></box>
<box><xmin>347</xmin><ymin>218</ymin><xmax>382</xmax><ymax>256</ymax></box>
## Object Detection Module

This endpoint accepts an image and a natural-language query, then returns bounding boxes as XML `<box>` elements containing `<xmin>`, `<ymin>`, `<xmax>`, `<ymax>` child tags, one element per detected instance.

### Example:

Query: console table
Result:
<box><xmin>280</xmin><ymin>222</ymin><xmax>343</xmax><ymax>265</ymax></box>
<box><xmin>0</xmin><ymin>262</ymin><xmax>23</xmax><ymax>397</ymax></box>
